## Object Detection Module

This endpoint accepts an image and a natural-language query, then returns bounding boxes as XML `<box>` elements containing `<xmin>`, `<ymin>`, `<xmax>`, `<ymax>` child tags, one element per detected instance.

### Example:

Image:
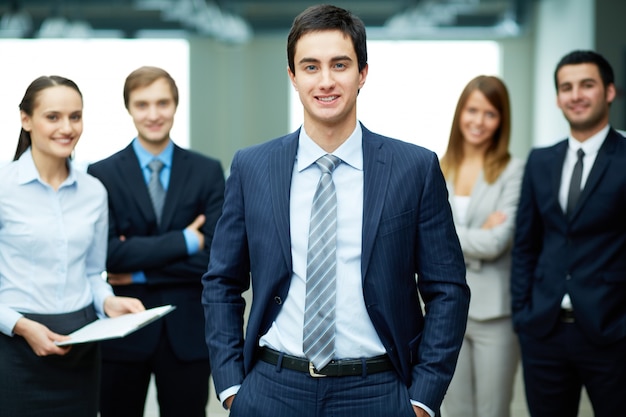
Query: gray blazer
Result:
<box><xmin>447</xmin><ymin>157</ymin><xmax>524</xmax><ymax>320</ymax></box>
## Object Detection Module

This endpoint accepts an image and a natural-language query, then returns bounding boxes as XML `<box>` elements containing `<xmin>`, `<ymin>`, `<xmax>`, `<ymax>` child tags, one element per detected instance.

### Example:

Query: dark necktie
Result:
<box><xmin>148</xmin><ymin>159</ymin><xmax>166</xmax><ymax>224</ymax></box>
<box><xmin>303</xmin><ymin>154</ymin><xmax>341</xmax><ymax>371</ymax></box>
<box><xmin>566</xmin><ymin>148</ymin><xmax>585</xmax><ymax>216</ymax></box>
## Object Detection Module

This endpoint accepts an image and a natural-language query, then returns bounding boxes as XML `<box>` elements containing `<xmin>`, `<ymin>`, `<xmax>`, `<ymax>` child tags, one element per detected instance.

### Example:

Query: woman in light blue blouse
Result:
<box><xmin>0</xmin><ymin>76</ymin><xmax>144</xmax><ymax>417</ymax></box>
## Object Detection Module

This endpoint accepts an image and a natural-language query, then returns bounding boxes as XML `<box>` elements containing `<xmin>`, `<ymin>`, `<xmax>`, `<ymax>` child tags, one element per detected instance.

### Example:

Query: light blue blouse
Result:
<box><xmin>0</xmin><ymin>149</ymin><xmax>114</xmax><ymax>336</ymax></box>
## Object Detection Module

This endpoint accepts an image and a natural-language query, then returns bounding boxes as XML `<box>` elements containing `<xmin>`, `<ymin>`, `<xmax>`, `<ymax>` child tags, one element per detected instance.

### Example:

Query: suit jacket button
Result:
<box><xmin>274</xmin><ymin>296</ymin><xmax>282</xmax><ymax>305</ymax></box>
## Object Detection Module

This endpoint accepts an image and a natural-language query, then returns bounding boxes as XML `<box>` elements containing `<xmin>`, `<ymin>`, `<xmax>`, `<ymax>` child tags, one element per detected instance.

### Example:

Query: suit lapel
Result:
<box><xmin>119</xmin><ymin>145</ymin><xmax>155</xmax><ymax>223</ymax></box>
<box><xmin>269</xmin><ymin>132</ymin><xmax>299</xmax><ymax>271</ymax></box>
<box><xmin>361</xmin><ymin>127</ymin><xmax>392</xmax><ymax>279</ymax></box>
<box><xmin>552</xmin><ymin>141</ymin><xmax>568</xmax><ymax>216</ymax></box>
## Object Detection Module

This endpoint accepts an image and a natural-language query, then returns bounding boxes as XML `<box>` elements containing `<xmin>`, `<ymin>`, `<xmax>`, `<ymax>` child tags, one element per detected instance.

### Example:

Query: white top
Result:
<box><xmin>453</xmin><ymin>195</ymin><xmax>471</xmax><ymax>226</ymax></box>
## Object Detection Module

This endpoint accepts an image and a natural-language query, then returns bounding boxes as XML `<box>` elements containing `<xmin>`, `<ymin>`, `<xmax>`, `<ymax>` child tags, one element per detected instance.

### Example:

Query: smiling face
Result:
<box><xmin>20</xmin><ymin>85</ymin><xmax>83</xmax><ymax>162</ymax></box>
<box><xmin>127</xmin><ymin>77</ymin><xmax>177</xmax><ymax>154</ymax></box>
<box><xmin>556</xmin><ymin>63</ymin><xmax>615</xmax><ymax>140</ymax></box>
<box><xmin>459</xmin><ymin>90</ymin><xmax>501</xmax><ymax>152</ymax></box>
<box><xmin>288</xmin><ymin>29</ymin><xmax>368</xmax><ymax>141</ymax></box>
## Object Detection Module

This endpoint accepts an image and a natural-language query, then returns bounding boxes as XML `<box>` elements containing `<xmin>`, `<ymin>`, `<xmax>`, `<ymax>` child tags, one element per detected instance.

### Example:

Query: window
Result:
<box><xmin>290</xmin><ymin>40</ymin><xmax>500</xmax><ymax>157</ymax></box>
<box><xmin>0</xmin><ymin>39</ymin><xmax>189</xmax><ymax>167</ymax></box>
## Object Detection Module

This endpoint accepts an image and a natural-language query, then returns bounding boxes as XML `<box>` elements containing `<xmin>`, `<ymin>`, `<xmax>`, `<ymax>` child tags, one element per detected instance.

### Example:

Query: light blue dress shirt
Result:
<box><xmin>129</xmin><ymin>139</ymin><xmax>199</xmax><ymax>284</ymax></box>
<box><xmin>260</xmin><ymin>123</ymin><xmax>385</xmax><ymax>358</ymax></box>
<box><xmin>0</xmin><ymin>149</ymin><xmax>114</xmax><ymax>336</ymax></box>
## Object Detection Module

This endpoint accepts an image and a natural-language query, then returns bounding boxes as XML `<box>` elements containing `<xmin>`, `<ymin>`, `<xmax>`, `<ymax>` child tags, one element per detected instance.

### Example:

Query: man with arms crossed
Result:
<box><xmin>89</xmin><ymin>66</ymin><xmax>225</xmax><ymax>417</ymax></box>
<box><xmin>511</xmin><ymin>50</ymin><xmax>626</xmax><ymax>417</ymax></box>
<box><xmin>202</xmin><ymin>5</ymin><xmax>469</xmax><ymax>417</ymax></box>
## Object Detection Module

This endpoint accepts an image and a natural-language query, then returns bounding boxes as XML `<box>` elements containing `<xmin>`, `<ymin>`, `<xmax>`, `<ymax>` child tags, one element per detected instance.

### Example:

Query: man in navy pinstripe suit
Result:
<box><xmin>202</xmin><ymin>5</ymin><xmax>470</xmax><ymax>417</ymax></box>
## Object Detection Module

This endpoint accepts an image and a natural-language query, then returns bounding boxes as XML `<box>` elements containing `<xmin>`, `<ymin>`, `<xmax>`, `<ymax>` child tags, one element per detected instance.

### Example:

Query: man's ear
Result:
<box><xmin>606</xmin><ymin>83</ymin><xmax>617</xmax><ymax>104</ymax></box>
<box><xmin>288</xmin><ymin>66</ymin><xmax>298</xmax><ymax>91</ymax></box>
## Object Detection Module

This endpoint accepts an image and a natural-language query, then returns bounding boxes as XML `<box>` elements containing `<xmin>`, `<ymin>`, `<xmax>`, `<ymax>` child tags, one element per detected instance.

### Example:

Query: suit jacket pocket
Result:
<box><xmin>378</xmin><ymin>209</ymin><xmax>416</xmax><ymax>237</ymax></box>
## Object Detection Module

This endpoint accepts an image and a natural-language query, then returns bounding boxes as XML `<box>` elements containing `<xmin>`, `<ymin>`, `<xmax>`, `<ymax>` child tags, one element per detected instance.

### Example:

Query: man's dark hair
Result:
<box><xmin>554</xmin><ymin>50</ymin><xmax>614</xmax><ymax>90</ymax></box>
<box><xmin>287</xmin><ymin>4</ymin><xmax>368</xmax><ymax>74</ymax></box>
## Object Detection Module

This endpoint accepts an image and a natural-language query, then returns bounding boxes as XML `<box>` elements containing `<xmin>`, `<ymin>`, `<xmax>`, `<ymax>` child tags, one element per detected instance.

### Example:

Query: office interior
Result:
<box><xmin>0</xmin><ymin>1</ymin><xmax>619</xmax><ymax>416</ymax></box>
<box><xmin>1</xmin><ymin>0</ymin><xmax>624</xmax><ymax>169</ymax></box>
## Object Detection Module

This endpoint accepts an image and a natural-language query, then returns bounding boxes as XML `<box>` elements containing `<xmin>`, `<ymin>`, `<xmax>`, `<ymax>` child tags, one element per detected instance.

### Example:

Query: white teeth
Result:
<box><xmin>318</xmin><ymin>96</ymin><xmax>337</xmax><ymax>102</ymax></box>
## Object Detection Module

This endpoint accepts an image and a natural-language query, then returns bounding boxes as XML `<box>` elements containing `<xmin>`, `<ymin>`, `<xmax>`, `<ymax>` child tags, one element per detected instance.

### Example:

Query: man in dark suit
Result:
<box><xmin>88</xmin><ymin>66</ymin><xmax>224</xmax><ymax>417</ymax></box>
<box><xmin>201</xmin><ymin>5</ymin><xmax>470</xmax><ymax>417</ymax></box>
<box><xmin>511</xmin><ymin>50</ymin><xmax>626</xmax><ymax>417</ymax></box>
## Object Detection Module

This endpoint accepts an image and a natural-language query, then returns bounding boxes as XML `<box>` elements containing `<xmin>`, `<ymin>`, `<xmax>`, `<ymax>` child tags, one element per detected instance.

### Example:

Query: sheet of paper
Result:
<box><xmin>56</xmin><ymin>305</ymin><xmax>176</xmax><ymax>346</ymax></box>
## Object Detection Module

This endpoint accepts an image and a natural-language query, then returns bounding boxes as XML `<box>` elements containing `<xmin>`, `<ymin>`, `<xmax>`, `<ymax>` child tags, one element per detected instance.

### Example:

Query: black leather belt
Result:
<box><xmin>258</xmin><ymin>347</ymin><xmax>393</xmax><ymax>377</ymax></box>
<box><xmin>559</xmin><ymin>309</ymin><xmax>575</xmax><ymax>323</ymax></box>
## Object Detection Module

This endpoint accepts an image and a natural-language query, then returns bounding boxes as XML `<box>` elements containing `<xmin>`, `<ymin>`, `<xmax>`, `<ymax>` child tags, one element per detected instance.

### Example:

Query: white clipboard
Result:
<box><xmin>55</xmin><ymin>305</ymin><xmax>176</xmax><ymax>346</ymax></box>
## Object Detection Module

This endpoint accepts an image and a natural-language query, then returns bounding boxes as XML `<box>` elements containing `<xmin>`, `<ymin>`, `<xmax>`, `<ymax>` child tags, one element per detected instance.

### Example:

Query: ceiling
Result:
<box><xmin>0</xmin><ymin>0</ymin><xmax>531</xmax><ymax>41</ymax></box>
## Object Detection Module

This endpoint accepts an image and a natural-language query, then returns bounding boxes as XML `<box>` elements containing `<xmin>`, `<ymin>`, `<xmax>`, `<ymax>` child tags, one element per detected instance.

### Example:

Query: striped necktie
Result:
<box><xmin>303</xmin><ymin>154</ymin><xmax>341</xmax><ymax>371</ymax></box>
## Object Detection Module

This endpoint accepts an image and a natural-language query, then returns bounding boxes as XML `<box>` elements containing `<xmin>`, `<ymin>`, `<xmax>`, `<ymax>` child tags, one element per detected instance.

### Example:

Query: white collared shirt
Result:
<box><xmin>559</xmin><ymin>124</ymin><xmax>609</xmax><ymax>310</ymax></box>
<box><xmin>558</xmin><ymin>124</ymin><xmax>609</xmax><ymax>212</ymax></box>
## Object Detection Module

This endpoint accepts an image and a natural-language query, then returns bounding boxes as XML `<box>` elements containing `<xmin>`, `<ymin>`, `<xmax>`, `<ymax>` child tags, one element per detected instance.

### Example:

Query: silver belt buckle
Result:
<box><xmin>308</xmin><ymin>362</ymin><xmax>327</xmax><ymax>377</ymax></box>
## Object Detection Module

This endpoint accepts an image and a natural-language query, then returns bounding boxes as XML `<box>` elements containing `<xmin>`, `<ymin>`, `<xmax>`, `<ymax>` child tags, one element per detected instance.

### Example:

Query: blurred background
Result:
<box><xmin>1</xmin><ymin>2</ymin><xmax>612</xmax><ymax>415</ymax></box>
<box><xmin>0</xmin><ymin>0</ymin><xmax>624</xmax><ymax>170</ymax></box>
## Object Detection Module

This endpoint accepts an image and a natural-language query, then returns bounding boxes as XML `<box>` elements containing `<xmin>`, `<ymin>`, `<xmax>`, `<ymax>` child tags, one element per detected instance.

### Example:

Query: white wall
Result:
<box><xmin>532</xmin><ymin>0</ymin><xmax>595</xmax><ymax>147</ymax></box>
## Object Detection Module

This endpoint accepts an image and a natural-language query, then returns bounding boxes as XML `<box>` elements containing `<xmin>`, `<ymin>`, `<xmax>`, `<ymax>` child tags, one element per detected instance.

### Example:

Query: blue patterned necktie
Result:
<box><xmin>148</xmin><ymin>159</ymin><xmax>166</xmax><ymax>224</ymax></box>
<box><xmin>303</xmin><ymin>154</ymin><xmax>341</xmax><ymax>371</ymax></box>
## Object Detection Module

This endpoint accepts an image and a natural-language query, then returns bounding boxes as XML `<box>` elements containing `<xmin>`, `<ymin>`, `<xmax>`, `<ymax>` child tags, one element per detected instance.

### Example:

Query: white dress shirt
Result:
<box><xmin>558</xmin><ymin>124</ymin><xmax>609</xmax><ymax>309</ymax></box>
<box><xmin>0</xmin><ymin>149</ymin><xmax>114</xmax><ymax>336</ymax></box>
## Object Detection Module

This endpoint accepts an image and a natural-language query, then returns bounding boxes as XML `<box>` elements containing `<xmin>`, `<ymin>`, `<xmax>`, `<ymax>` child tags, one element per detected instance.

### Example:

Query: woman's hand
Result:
<box><xmin>481</xmin><ymin>210</ymin><xmax>507</xmax><ymax>229</ymax></box>
<box><xmin>103</xmin><ymin>296</ymin><xmax>145</xmax><ymax>318</ymax></box>
<box><xmin>12</xmin><ymin>317</ymin><xmax>72</xmax><ymax>356</ymax></box>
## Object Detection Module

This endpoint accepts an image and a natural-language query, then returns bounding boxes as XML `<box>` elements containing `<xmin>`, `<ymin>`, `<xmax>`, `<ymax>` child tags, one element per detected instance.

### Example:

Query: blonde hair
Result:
<box><xmin>440</xmin><ymin>75</ymin><xmax>511</xmax><ymax>184</ymax></box>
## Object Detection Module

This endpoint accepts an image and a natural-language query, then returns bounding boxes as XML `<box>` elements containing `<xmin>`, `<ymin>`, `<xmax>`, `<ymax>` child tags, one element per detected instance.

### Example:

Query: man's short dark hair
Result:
<box><xmin>287</xmin><ymin>4</ymin><xmax>368</xmax><ymax>74</ymax></box>
<box><xmin>554</xmin><ymin>50</ymin><xmax>614</xmax><ymax>90</ymax></box>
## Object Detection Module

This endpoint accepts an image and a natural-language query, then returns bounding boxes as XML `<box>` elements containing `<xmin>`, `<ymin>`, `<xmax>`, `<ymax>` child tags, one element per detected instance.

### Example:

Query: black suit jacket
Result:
<box><xmin>511</xmin><ymin>128</ymin><xmax>626</xmax><ymax>344</ymax></box>
<box><xmin>88</xmin><ymin>143</ymin><xmax>225</xmax><ymax>361</ymax></box>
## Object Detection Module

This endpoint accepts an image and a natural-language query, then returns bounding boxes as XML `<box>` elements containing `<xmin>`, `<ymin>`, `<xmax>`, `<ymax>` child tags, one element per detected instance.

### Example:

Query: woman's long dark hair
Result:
<box><xmin>14</xmin><ymin>76</ymin><xmax>83</xmax><ymax>161</ymax></box>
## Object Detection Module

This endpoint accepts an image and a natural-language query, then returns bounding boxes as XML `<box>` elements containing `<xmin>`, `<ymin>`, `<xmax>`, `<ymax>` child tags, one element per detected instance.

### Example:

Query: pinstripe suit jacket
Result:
<box><xmin>202</xmin><ymin>124</ymin><xmax>470</xmax><ymax>411</ymax></box>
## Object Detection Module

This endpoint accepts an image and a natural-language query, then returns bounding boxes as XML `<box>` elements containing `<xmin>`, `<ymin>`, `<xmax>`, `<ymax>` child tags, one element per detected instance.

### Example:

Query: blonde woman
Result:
<box><xmin>440</xmin><ymin>75</ymin><xmax>523</xmax><ymax>417</ymax></box>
